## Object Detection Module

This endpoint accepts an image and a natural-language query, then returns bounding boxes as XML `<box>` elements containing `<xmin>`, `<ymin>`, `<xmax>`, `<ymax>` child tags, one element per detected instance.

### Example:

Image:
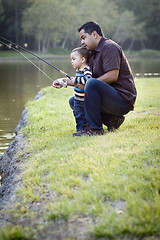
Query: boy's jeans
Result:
<box><xmin>74</xmin><ymin>99</ymin><xmax>86</xmax><ymax>132</ymax></box>
<box><xmin>69</xmin><ymin>79</ymin><xmax>131</xmax><ymax>130</ymax></box>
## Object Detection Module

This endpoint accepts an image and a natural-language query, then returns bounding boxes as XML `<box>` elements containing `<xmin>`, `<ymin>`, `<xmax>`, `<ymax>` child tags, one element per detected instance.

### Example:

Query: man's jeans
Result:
<box><xmin>69</xmin><ymin>78</ymin><xmax>131</xmax><ymax>129</ymax></box>
<box><xmin>74</xmin><ymin>99</ymin><xmax>86</xmax><ymax>132</ymax></box>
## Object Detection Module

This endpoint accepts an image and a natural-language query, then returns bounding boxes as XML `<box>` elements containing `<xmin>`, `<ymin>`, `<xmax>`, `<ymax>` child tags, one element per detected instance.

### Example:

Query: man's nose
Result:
<box><xmin>81</xmin><ymin>39</ymin><xmax>84</xmax><ymax>45</ymax></box>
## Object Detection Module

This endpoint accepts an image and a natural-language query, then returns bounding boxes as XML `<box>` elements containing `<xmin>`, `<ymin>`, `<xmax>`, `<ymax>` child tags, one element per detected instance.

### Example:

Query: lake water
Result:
<box><xmin>0</xmin><ymin>56</ymin><xmax>160</xmax><ymax>155</ymax></box>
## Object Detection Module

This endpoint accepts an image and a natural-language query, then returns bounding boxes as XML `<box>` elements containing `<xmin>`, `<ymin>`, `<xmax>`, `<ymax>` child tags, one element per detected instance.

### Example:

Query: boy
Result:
<box><xmin>70</xmin><ymin>47</ymin><xmax>92</xmax><ymax>133</ymax></box>
<box><xmin>54</xmin><ymin>47</ymin><xmax>92</xmax><ymax>134</ymax></box>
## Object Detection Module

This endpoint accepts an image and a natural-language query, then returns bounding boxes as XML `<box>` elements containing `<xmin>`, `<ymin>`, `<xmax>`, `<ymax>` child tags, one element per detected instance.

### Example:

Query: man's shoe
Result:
<box><xmin>108</xmin><ymin>116</ymin><xmax>125</xmax><ymax>132</ymax></box>
<box><xmin>82</xmin><ymin>124</ymin><xmax>90</xmax><ymax>130</ymax></box>
<box><xmin>73</xmin><ymin>127</ymin><xmax>104</xmax><ymax>137</ymax></box>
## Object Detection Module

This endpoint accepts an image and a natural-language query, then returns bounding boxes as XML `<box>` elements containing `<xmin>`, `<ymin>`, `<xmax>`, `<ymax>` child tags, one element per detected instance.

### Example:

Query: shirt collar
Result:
<box><xmin>93</xmin><ymin>37</ymin><xmax>107</xmax><ymax>53</ymax></box>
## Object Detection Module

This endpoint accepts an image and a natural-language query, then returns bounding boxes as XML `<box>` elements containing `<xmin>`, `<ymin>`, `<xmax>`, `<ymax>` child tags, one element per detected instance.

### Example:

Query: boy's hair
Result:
<box><xmin>72</xmin><ymin>47</ymin><xmax>91</xmax><ymax>64</ymax></box>
<box><xmin>78</xmin><ymin>21</ymin><xmax>103</xmax><ymax>37</ymax></box>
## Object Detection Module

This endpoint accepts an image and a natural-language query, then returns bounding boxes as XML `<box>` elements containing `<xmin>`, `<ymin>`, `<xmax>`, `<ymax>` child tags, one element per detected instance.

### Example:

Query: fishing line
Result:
<box><xmin>0</xmin><ymin>36</ymin><xmax>71</xmax><ymax>79</ymax></box>
<box><xmin>0</xmin><ymin>39</ymin><xmax>54</xmax><ymax>82</ymax></box>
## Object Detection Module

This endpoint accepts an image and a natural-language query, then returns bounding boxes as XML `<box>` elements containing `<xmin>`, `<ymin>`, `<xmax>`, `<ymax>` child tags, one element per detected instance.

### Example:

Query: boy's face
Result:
<box><xmin>79</xmin><ymin>29</ymin><xmax>97</xmax><ymax>51</ymax></box>
<box><xmin>70</xmin><ymin>51</ymin><xmax>85</xmax><ymax>69</ymax></box>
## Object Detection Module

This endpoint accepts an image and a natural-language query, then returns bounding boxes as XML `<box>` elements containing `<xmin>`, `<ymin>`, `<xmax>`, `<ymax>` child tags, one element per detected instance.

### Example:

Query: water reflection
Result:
<box><xmin>0</xmin><ymin>57</ymin><xmax>160</xmax><ymax>155</ymax></box>
<box><xmin>128</xmin><ymin>57</ymin><xmax>160</xmax><ymax>77</ymax></box>
<box><xmin>0</xmin><ymin>58</ymin><xmax>72</xmax><ymax>155</ymax></box>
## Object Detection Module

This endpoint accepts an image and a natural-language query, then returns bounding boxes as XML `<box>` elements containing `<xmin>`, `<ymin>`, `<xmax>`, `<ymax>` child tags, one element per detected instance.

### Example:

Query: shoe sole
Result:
<box><xmin>73</xmin><ymin>129</ymin><xmax>104</xmax><ymax>137</ymax></box>
<box><xmin>108</xmin><ymin>116</ymin><xmax>125</xmax><ymax>132</ymax></box>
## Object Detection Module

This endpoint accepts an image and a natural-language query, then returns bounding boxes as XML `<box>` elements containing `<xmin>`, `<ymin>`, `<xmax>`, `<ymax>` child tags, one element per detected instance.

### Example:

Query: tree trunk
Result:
<box><xmin>14</xmin><ymin>0</ymin><xmax>19</xmax><ymax>43</ymax></box>
<box><xmin>42</xmin><ymin>32</ymin><xmax>49</xmax><ymax>54</ymax></box>
<box><xmin>61</xmin><ymin>33</ymin><xmax>68</xmax><ymax>49</ymax></box>
<box><xmin>38</xmin><ymin>39</ymin><xmax>41</xmax><ymax>53</ymax></box>
<box><xmin>140</xmin><ymin>40</ymin><xmax>146</xmax><ymax>49</ymax></box>
<box><xmin>127</xmin><ymin>39</ymin><xmax>135</xmax><ymax>52</ymax></box>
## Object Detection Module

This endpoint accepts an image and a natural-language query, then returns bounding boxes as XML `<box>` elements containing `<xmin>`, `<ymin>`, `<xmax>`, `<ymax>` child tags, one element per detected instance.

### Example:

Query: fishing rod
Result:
<box><xmin>0</xmin><ymin>36</ymin><xmax>71</xmax><ymax>79</ymax></box>
<box><xmin>0</xmin><ymin>39</ymin><xmax>54</xmax><ymax>82</ymax></box>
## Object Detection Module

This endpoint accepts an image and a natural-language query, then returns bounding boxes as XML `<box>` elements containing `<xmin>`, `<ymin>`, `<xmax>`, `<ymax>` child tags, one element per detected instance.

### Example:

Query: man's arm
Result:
<box><xmin>75</xmin><ymin>69</ymin><xmax>119</xmax><ymax>89</ymax></box>
<box><xmin>97</xmin><ymin>69</ymin><xmax>119</xmax><ymax>84</ymax></box>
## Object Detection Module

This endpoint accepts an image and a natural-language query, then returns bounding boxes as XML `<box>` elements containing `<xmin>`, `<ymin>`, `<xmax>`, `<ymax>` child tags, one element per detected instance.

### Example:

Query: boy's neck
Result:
<box><xmin>78</xmin><ymin>63</ymin><xmax>88</xmax><ymax>71</ymax></box>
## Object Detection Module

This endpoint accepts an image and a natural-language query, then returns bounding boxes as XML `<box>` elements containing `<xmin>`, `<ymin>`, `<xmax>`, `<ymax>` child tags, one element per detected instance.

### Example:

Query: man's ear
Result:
<box><xmin>92</xmin><ymin>31</ymin><xmax>98</xmax><ymax>39</ymax></box>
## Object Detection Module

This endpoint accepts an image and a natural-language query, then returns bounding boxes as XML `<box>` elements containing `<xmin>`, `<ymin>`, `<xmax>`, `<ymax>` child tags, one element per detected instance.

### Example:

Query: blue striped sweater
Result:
<box><xmin>74</xmin><ymin>66</ymin><xmax>92</xmax><ymax>101</ymax></box>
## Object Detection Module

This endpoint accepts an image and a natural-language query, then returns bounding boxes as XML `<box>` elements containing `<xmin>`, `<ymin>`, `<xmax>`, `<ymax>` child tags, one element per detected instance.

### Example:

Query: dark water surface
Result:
<box><xmin>0</xmin><ymin>57</ymin><xmax>160</xmax><ymax>155</ymax></box>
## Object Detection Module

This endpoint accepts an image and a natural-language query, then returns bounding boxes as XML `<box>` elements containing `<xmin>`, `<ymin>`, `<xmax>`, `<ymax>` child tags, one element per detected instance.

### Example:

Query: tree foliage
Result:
<box><xmin>115</xmin><ymin>0</ymin><xmax>160</xmax><ymax>49</ymax></box>
<box><xmin>0</xmin><ymin>0</ymin><xmax>159</xmax><ymax>52</ymax></box>
<box><xmin>112</xmin><ymin>11</ymin><xmax>146</xmax><ymax>50</ymax></box>
<box><xmin>0</xmin><ymin>0</ymin><xmax>4</xmax><ymax>23</ymax></box>
<box><xmin>0</xmin><ymin>0</ymin><xmax>28</xmax><ymax>43</ymax></box>
<box><xmin>22</xmin><ymin>0</ymin><xmax>67</xmax><ymax>52</ymax></box>
<box><xmin>22</xmin><ymin>0</ymin><xmax>119</xmax><ymax>52</ymax></box>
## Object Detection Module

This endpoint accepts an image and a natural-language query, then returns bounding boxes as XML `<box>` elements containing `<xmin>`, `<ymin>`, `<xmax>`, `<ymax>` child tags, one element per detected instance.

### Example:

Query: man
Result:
<box><xmin>53</xmin><ymin>21</ymin><xmax>137</xmax><ymax>136</ymax></box>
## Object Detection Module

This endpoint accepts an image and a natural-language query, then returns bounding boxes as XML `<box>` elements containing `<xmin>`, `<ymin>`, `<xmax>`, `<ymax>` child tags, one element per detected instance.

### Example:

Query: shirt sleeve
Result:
<box><xmin>102</xmin><ymin>44</ymin><xmax>121</xmax><ymax>72</ymax></box>
<box><xmin>84</xmin><ymin>67</ymin><xmax>92</xmax><ymax>81</ymax></box>
<box><xmin>74</xmin><ymin>77</ymin><xmax>77</xmax><ymax>83</ymax></box>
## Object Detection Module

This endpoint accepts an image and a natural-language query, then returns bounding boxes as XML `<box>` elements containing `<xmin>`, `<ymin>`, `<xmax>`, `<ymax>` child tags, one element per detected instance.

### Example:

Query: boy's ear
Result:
<box><xmin>81</xmin><ymin>56</ymin><xmax>86</xmax><ymax>63</ymax></box>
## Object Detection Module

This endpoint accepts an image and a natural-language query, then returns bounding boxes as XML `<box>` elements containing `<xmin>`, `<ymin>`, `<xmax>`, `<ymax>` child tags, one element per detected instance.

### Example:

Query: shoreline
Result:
<box><xmin>0</xmin><ymin>109</ymin><xmax>27</xmax><ymax>210</ymax></box>
<box><xmin>0</xmin><ymin>91</ymin><xmax>43</xmax><ymax>211</ymax></box>
<box><xmin>0</xmin><ymin>55</ymin><xmax>69</xmax><ymax>62</ymax></box>
<box><xmin>0</xmin><ymin>49</ymin><xmax>160</xmax><ymax>62</ymax></box>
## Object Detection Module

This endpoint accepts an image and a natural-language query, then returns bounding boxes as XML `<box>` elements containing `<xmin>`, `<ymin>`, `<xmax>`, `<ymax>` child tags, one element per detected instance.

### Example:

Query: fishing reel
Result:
<box><xmin>58</xmin><ymin>79</ymin><xmax>67</xmax><ymax>88</ymax></box>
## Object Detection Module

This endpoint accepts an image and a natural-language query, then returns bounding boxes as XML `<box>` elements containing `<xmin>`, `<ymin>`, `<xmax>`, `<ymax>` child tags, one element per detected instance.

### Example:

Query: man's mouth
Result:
<box><xmin>82</xmin><ymin>44</ymin><xmax>87</xmax><ymax>48</ymax></box>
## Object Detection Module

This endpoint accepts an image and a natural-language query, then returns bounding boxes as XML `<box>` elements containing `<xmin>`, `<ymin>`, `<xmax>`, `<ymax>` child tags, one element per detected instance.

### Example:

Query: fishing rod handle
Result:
<box><xmin>59</xmin><ymin>70</ymin><xmax>71</xmax><ymax>79</ymax></box>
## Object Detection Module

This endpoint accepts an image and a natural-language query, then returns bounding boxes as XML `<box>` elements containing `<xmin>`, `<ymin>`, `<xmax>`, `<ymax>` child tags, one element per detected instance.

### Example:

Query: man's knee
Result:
<box><xmin>85</xmin><ymin>78</ymin><xmax>109</xmax><ymax>93</ymax></box>
<box><xmin>85</xmin><ymin>78</ymin><xmax>98</xmax><ymax>92</ymax></box>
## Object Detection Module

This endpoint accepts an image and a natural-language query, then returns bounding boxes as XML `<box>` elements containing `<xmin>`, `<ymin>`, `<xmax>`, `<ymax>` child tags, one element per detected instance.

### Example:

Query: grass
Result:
<box><xmin>0</xmin><ymin>78</ymin><xmax>160</xmax><ymax>239</ymax></box>
<box><xmin>0</xmin><ymin>226</ymin><xmax>34</xmax><ymax>240</ymax></box>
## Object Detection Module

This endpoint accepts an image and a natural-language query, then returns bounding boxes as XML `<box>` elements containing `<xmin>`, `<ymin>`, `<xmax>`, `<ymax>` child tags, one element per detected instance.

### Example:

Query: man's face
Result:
<box><xmin>79</xmin><ymin>29</ymin><xmax>97</xmax><ymax>51</ymax></box>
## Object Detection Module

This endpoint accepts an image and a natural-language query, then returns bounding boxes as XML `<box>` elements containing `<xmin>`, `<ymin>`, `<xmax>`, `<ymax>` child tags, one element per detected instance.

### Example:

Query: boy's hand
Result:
<box><xmin>52</xmin><ymin>78</ymin><xmax>65</xmax><ymax>88</ymax></box>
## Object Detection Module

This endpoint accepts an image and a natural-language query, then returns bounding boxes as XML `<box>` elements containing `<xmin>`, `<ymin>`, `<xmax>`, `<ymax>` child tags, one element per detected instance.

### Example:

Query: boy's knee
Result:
<box><xmin>69</xmin><ymin>96</ymin><xmax>74</xmax><ymax>110</ymax></box>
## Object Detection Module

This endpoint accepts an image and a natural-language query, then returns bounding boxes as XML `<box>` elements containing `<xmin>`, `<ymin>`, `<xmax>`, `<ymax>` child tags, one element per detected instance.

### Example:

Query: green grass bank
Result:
<box><xmin>0</xmin><ymin>78</ymin><xmax>160</xmax><ymax>240</ymax></box>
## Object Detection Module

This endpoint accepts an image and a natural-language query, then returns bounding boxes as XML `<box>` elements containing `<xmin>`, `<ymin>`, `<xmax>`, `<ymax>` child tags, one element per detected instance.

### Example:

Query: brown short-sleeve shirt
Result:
<box><xmin>89</xmin><ymin>37</ymin><xmax>137</xmax><ymax>109</ymax></box>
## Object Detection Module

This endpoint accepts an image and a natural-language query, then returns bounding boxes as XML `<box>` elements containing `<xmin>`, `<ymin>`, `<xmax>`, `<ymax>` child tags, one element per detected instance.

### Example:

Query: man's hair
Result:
<box><xmin>72</xmin><ymin>47</ymin><xmax>91</xmax><ymax>64</ymax></box>
<box><xmin>78</xmin><ymin>21</ymin><xmax>103</xmax><ymax>37</ymax></box>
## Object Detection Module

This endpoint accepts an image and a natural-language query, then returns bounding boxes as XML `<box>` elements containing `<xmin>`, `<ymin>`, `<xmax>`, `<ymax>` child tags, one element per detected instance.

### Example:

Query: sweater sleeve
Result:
<box><xmin>83</xmin><ymin>66</ymin><xmax>92</xmax><ymax>81</ymax></box>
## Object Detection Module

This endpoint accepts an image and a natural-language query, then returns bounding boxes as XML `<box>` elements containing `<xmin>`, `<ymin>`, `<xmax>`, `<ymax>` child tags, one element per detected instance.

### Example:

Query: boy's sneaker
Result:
<box><xmin>73</xmin><ymin>127</ymin><xmax>104</xmax><ymax>137</ymax></box>
<box><xmin>108</xmin><ymin>116</ymin><xmax>125</xmax><ymax>132</ymax></box>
